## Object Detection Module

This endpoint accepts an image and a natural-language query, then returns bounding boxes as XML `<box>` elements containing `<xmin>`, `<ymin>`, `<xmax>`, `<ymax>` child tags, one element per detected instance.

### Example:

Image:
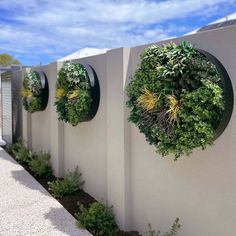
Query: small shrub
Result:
<box><xmin>5</xmin><ymin>139</ymin><xmax>24</xmax><ymax>154</ymax></box>
<box><xmin>28</xmin><ymin>152</ymin><xmax>52</xmax><ymax>177</ymax></box>
<box><xmin>145</xmin><ymin>218</ymin><xmax>181</xmax><ymax>236</ymax></box>
<box><xmin>48</xmin><ymin>167</ymin><xmax>83</xmax><ymax>198</ymax></box>
<box><xmin>75</xmin><ymin>202</ymin><xmax>118</xmax><ymax>236</ymax></box>
<box><xmin>12</xmin><ymin>142</ymin><xmax>32</xmax><ymax>164</ymax></box>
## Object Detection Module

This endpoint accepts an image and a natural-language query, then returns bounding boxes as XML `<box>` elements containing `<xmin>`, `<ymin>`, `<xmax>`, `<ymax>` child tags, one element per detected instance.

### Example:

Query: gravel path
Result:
<box><xmin>0</xmin><ymin>147</ymin><xmax>92</xmax><ymax>236</ymax></box>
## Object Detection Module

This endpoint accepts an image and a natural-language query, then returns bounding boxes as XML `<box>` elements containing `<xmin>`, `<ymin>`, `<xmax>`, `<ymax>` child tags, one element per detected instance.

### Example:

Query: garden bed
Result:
<box><xmin>5</xmin><ymin>147</ymin><xmax>140</xmax><ymax>236</ymax></box>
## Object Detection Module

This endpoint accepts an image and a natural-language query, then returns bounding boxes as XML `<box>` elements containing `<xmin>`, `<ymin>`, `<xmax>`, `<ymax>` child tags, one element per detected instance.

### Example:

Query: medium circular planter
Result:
<box><xmin>55</xmin><ymin>62</ymin><xmax>100</xmax><ymax>126</ymax></box>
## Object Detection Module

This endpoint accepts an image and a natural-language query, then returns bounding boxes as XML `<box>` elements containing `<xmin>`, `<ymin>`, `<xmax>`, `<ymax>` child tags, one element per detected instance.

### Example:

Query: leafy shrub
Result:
<box><xmin>48</xmin><ymin>167</ymin><xmax>83</xmax><ymax>198</ymax></box>
<box><xmin>55</xmin><ymin>62</ymin><xmax>92</xmax><ymax>126</ymax></box>
<box><xmin>145</xmin><ymin>218</ymin><xmax>181</xmax><ymax>236</ymax></box>
<box><xmin>5</xmin><ymin>139</ymin><xmax>24</xmax><ymax>154</ymax></box>
<box><xmin>21</xmin><ymin>71</ymin><xmax>45</xmax><ymax>113</ymax></box>
<box><xmin>75</xmin><ymin>202</ymin><xmax>118</xmax><ymax>236</ymax></box>
<box><xmin>28</xmin><ymin>152</ymin><xmax>52</xmax><ymax>177</ymax></box>
<box><xmin>126</xmin><ymin>42</ymin><xmax>225</xmax><ymax>159</ymax></box>
<box><xmin>12</xmin><ymin>142</ymin><xmax>32</xmax><ymax>163</ymax></box>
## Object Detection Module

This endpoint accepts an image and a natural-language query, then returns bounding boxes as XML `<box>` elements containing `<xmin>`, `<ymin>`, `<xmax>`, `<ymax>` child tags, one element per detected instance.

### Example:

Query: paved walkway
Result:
<box><xmin>0</xmin><ymin>147</ymin><xmax>92</xmax><ymax>236</ymax></box>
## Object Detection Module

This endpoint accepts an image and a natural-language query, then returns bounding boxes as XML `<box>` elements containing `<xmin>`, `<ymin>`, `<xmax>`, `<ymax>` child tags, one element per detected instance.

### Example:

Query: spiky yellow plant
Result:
<box><xmin>166</xmin><ymin>95</ymin><xmax>180</xmax><ymax>123</ymax></box>
<box><xmin>56</xmin><ymin>88</ymin><xmax>66</xmax><ymax>99</ymax></box>
<box><xmin>68</xmin><ymin>90</ymin><xmax>79</xmax><ymax>99</ymax></box>
<box><xmin>21</xmin><ymin>89</ymin><xmax>33</xmax><ymax>98</ymax></box>
<box><xmin>137</xmin><ymin>88</ymin><xmax>160</xmax><ymax>111</ymax></box>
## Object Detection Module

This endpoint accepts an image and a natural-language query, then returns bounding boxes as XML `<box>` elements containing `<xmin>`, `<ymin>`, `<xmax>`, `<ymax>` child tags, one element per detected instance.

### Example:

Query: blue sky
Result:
<box><xmin>0</xmin><ymin>0</ymin><xmax>236</xmax><ymax>65</ymax></box>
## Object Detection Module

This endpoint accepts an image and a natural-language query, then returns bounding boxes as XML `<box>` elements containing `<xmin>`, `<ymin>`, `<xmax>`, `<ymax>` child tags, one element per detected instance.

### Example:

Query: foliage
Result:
<box><xmin>28</xmin><ymin>152</ymin><xmax>52</xmax><ymax>177</ymax></box>
<box><xmin>145</xmin><ymin>218</ymin><xmax>181</xmax><ymax>236</ymax></box>
<box><xmin>12</xmin><ymin>142</ymin><xmax>33</xmax><ymax>164</ymax></box>
<box><xmin>48</xmin><ymin>167</ymin><xmax>84</xmax><ymax>198</ymax></box>
<box><xmin>75</xmin><ymin>202</ymin><xmax>118</xmax><ymax>236</ymax></box>
<box><xmin>55</xmin><ymin>62</ymin><xmax>92</xmax><ymax>126</ymax></box>
<box><xmin>22</xmin><ymin>71</ymin><xmax>44</xmax><ymax>113</ymax></box>
<box><xmin>126</xmin><ymin>42</ymin><xmax>225</xmax><ymax>159</ymax></box>
<box><xmin>5</xmin><ymin>139</ymin><xmax>24</xmax><ymax>154</ymax></box>
<box><xmin>0</xmin><ymin>53</ymin><xmax>21</xmax><ymax>66</ymax></box>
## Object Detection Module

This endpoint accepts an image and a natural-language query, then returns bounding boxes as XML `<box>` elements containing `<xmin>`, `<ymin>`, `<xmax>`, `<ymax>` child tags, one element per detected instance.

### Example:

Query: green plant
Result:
<box><xmin>5</xmin><ymin>139</ymin><xmax>24</xmax><ymax>154</ymax></box>
<box><xmin>75</xmin><ymin>202</ymin><xmax>118</xmax><ymax>236</ymax></box>
<box><xmin>28</xmin><ymin>152</ymin><xmax>52</xmax><ymax>177</ymax></box>
<box><xmin>126</xmin><ymin>42</ymin><xmax>225</xmax><ymax>160</ymax></box>
<box><xmin>12</xmin><ymin>143</ymin><xmax>32</xmax><ymax>164</ymax></box>
<box><xmin>55</xmin><ymin>62</ymin><xmax>92</xmax><ymax>126</ymax></box>
<box><xmin>145</xmin><ymin>218</ymin><xmax>181</xmax><ymax>236</ymax></box>
<box><xmin>22</xmin><ymin>71</ymin><xmax>44</xmax><ymax>113</ymax></box>
<box><xmin>48</xmin><ymin>167</ymin><xmax>84</xmax><ymax>198</ymax></box>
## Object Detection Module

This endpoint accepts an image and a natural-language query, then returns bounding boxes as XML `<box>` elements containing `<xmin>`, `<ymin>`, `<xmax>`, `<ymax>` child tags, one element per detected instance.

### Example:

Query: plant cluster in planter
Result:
<box><xmin>55</xmin><ymin>62</ymin><xmax>93</xmax><ymax>126</ymax></box>
<box><xmin>21</xmin><ymin>71</ymin><xmax>48</xmax><ymax>113</ymax></box>
<box><xmin>126</xmin><ymin>42</ymin><xmax>226</xmax><ymax>159</ymax></box>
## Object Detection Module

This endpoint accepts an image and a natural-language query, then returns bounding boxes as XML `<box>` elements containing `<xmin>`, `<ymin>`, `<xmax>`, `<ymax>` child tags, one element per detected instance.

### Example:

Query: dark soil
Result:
<box><xmin>5</xmin><ymin>148</ymin><xmax>141</xmax><ymax>236</ymax></box>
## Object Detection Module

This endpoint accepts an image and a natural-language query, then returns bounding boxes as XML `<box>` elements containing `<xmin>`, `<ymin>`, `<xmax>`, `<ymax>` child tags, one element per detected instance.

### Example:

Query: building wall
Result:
<box><xmin>21</xmin><ymin>25</ymin><xmax>236</xmax><ymax>236</ymax></box>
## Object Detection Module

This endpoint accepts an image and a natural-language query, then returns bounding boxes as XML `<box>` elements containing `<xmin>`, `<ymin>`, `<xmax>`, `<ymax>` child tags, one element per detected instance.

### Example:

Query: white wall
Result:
<box><xmin>22</xmin><ymin>25</ymin><xmax>236</xmax><ymax>236</ymax></box>
<box><xmin>129</xmin><ymin>25</ymin><xmax>236</xmax><ymax>235</ymax></box>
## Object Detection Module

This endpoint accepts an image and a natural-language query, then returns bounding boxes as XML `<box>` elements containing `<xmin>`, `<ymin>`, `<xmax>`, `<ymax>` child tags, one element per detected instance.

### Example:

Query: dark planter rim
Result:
<box><xmin>80</xmin><ymin>64</ymin><xmax>100</xmax><ymax>122</ymax></box>
<box><xmin>196</xmin><ymin>48</ymin><xmax>234</xmax><ymax>140</ymax></box>
<box><xmin>33</xmin><ymin>70</ymin><xmax>49</xmax><ymax>112</ymax></box>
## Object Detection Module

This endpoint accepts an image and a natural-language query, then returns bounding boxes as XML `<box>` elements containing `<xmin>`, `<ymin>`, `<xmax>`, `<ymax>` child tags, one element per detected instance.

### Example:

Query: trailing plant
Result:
<box><xmin>22</xmin><ymin>71</ymin><xmax>45</xmax><ymax>113</ymax></box>
<box><xmin>75</xmin><ymin>202</ymin><xmax>118</xmax><ymax>236</ymax></box>
<box><xmin>55</xmin><ymin>62</ymin><xmax>92</xmax><ymax>126</ymax></box>
<box><xmin>48</xmin><ymin>167</ymin><xmax>84</xmax><ymax>198</ymax></box>
<box><xmin>144</xmin><ymin>218</ymin><xmax>181</xmax><ymax>236</ymax></box>
<box><xmin>28</xmin><ymin>152</ymin><xmax>52</xmax><ymax>177</ymax></box>
<box><xmin>126</xmin><ymin>41</ymin><xmax>225</xmax><ymax>159</ymax></box>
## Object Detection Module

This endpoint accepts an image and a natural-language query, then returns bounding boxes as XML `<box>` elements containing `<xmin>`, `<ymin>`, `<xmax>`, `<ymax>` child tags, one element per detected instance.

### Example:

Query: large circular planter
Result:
<box><xmin>55</xmin><ymin>62</ymin><xmax>100</xmax><ymax>126</ymax></box>
<box><xmin>126</xmin><ymin>42</ymin><xmax>234</xmax><ymax>159</ymax></box>
<box><xmin>22</xmin><ymin>70</ymin><xmax>49</xmax><ymax>113</ymax></box>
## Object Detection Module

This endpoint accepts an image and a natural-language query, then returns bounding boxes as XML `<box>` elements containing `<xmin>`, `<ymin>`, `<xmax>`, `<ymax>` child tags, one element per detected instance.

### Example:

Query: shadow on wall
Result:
<box><xmin>44</xmin><ymin>207</ymin><xmax>92</xmax><ymax>236</ymax></box>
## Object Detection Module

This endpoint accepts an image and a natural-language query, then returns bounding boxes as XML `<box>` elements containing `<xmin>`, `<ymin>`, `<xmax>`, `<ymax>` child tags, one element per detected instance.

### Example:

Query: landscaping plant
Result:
<box><xmin>21</xmin><ymin>71</ymin><xmax>45</xmax><ymax>113</ymax></box>
<box><xmin>75</xmin><ymin>202</ymin><xmax>118</xmax><ymax>236</ymax></box>
<box><xmin>144</xmin><ymin>218</ymin><xmax>181</xmax><ymax>236</ymax></box>
<box><xmin>12</xmin><ymin>142</ymin><xmax>32</xmax><ymax>164</ymax></box>
<box><xmin>48</xmin><ymin>167</ymin><xmax>84</xmax><ymax>198</ymax></box>
<box><xmin>55</xmin><ymin>62</ymin><xmax>92</xmax><ymax>126</ymax></box>
<box><xmin>28</xmin><ymin>152</ymin><xmax>52</xmax><ymax>177</ymax></box>
<box><xmin>126</xmin><ymin>42</ymin><xmax>225</xmax><ymax>159</ymax></box>
<box><xmin>5</xmin><ymin>139</ymin><xmax>24</xmax><ymax>155</ymax></box>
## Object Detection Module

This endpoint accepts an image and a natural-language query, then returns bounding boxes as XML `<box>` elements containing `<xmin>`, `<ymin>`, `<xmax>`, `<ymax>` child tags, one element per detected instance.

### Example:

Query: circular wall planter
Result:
<box><xmin>196</xmin><ymin>49</ymin><xmax>234</xmax><ymax>140</ymax></box>
<box><xmin>22</xmin><ymin>70</ymin><xmax>49</xmax><ymax>113</ymax></box>
<box><xmin>126</xmin><ymin>42</ymin><xmax>234</xmax><ymax>159</ymax></box>
<box><xmin>55</xmin><ymin>62</ymin><xmax>100</xmax><ymax>126</ymax></box>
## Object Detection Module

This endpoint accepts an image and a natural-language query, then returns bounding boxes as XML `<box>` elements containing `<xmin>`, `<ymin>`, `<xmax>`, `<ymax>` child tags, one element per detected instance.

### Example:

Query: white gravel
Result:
<box><xmin>0</xmin><ymin>147</ymin><xmax>92</xmax><ymax>236</ymax></box>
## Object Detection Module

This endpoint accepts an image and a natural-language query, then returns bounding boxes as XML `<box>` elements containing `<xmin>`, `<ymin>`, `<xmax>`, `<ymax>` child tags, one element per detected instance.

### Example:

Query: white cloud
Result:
<box><xmin>0</xmin><ymin>0</ymin><xmax>235</xmax><ymax>64</ymax></box>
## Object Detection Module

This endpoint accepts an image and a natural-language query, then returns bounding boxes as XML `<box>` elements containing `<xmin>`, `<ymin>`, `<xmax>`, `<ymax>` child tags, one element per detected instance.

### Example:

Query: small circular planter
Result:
<box><xmin>196</xmin><ymin>49</ymin><xmax>234</xmax><ymax>140</ymax></box>
<box><xmin>22</xmin><ymin>70</ymin><xmax>49</xmax><ymax>113</ymax></box>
